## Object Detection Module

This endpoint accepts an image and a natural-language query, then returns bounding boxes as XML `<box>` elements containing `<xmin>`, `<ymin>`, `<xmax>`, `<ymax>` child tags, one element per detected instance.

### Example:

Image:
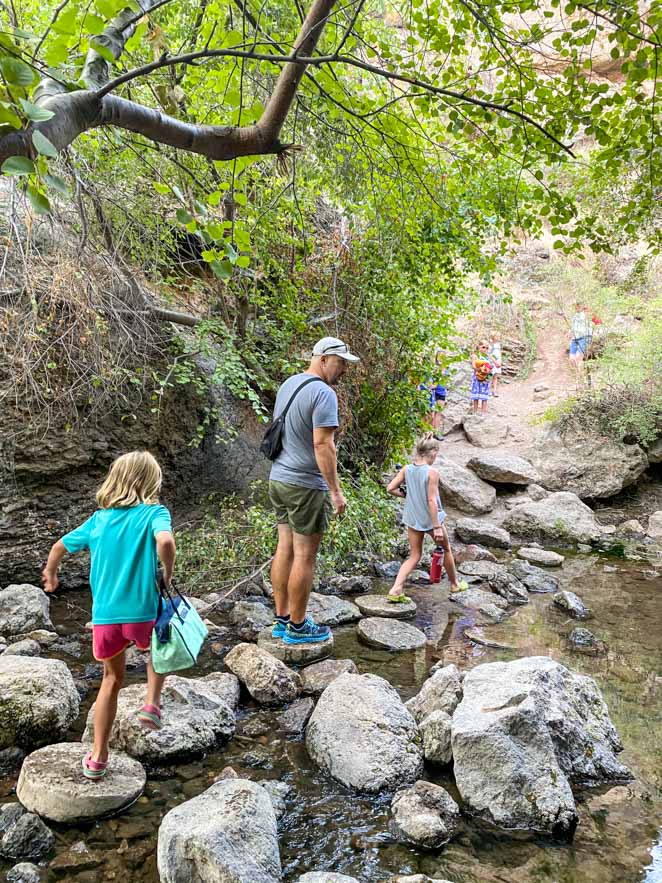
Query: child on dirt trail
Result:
<box><xmin>42</xmin><ymin>451</ymin><xmax>176</xmax><ymax>780</ymax></box>
<box><xmin>386</xmin><ymin>435</ymin><xmax>467</xmax><ymax>602</ymax></box>
<box><xmin>470</xmin><ymin>340</ymin><xmax>493</xmax><ymax>415</ymax></box>
<box><xmin>488</xmin><ymin>332</ymin><xmax>503</xmax><ymax>398</ymax></box>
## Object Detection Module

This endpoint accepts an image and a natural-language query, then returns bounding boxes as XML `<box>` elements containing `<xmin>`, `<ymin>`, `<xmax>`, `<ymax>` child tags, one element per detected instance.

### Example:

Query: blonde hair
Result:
<box><xmin>96</xmin><ymin>451</ymin><xmax>162</xmax><ymax>509</ymax></box>
<box><xmin>415</xmin><ymin>434</ymin><xmax>440</xmax><ymax>457</ymax></box>
<box><xmin>490</xmin><ymin>331</ymin><xmax>501</xmax><ymax>341</ymax></box>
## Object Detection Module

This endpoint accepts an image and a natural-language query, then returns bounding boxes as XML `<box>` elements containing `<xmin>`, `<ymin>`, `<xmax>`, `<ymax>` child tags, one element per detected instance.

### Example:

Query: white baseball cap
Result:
<box><xmin>312</xmin><ymin>337</ymin><xmax>360</xmax><ymax>362</ymax></box>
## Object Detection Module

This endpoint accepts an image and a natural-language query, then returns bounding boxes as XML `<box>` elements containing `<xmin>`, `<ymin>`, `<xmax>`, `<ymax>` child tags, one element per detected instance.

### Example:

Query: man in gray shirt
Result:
<box><xmin>269</xmin><ymin>337</ymin><xmax>360</xmax><ymax>645</ymax></box>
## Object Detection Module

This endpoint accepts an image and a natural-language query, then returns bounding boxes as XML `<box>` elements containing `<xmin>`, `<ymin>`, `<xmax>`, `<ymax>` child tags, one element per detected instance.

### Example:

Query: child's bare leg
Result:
<box><xmin>145</xmin><ymin>657</ymin><xmax>166</xmax><ymax>709</ymax></box>
<box><xmin>481</xmin><ymin>399</ymin><xmax>488</xmax><ymax>414</ymax></box>
<box><xmin>472</xmin><ymin>399</ymin><xmax>478</xmax><ymax>414</ymax></box>
<box><xmin>389</xmin><ymin>529</ymin><xmax>424</xmax><ymax>597</ymax></box>
<box><xmin>441</xmin><ymin>530</ymin><xmax>461</xmax><ymax>592</ymax></box>
<box><xmin>92</xmin><ymin>651</ymin><xmax>126</xmax><ymax>763</ymax></box>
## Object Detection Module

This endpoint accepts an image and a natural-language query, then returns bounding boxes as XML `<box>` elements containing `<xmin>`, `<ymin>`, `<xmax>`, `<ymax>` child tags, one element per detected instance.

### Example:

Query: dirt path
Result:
<box><xmin>442</xmin><ymin>309</ymin><xmax>576</xmax><ymax>464</ymax></box>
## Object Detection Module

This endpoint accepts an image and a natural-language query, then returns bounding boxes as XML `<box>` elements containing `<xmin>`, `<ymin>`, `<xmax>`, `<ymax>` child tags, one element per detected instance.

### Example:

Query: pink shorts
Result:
<box><xmin>92</xmin><ymin>621</ymin><xmax>156</xmax><ymax>661</ymax></box>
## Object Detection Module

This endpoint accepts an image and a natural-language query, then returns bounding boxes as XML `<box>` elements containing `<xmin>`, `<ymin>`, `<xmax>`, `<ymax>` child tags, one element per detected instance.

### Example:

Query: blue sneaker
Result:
<box><xmin>271</xmin><ymin>619</ymin><xmax>288</xmax><ymax>639</ymax></box>
<box><xmin>283</xmin><ymin>617</ymin><xmax>332</xmax><ymax>644</ymax></box>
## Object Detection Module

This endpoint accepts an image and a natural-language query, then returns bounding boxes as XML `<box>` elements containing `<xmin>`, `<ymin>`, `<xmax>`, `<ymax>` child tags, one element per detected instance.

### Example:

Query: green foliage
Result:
<box><xmin>175</xmin><ymin>472</ymin><xmax>400</xmax><ymax>593</ymax></box>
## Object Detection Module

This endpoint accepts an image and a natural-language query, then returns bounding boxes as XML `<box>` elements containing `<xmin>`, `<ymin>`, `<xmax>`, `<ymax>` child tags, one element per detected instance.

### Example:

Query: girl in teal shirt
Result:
<box><xmin>42</xmin><ymin>451</ymin><xmax>176</xmax><ymax>779</ymax></box>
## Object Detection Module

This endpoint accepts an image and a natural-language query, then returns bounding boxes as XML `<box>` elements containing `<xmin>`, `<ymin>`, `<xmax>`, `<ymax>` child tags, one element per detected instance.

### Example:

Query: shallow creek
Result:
<box><xmin>1</xmin><ymin>555</ymin><xmax>661</xmax><ymax>883</ymax></box>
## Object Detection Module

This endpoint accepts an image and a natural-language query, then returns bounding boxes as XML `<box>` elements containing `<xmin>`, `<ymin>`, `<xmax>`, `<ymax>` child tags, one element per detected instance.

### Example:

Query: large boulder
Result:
<box><xmin>451</xmin><ymin>657</ymin><xmax>630</xmax><ymax>838</ymax></box>
<box><xmin>405</xmin><ymin>664</ymin><xmax>463</xmax><ymax>722</ymax></box>
<box><xmin>305</xmin><ymin>673</ymin><xmax>423</xmax><ymax>793</ymax></box>
<box><xmin>436</xmin><ymin>456</ymin><xmax>496</xmax><ymax>515</ymax></box>
<box><xmin>0</xmin><ymin>656</ymin><xmax>79</xmax><ymax>750</ymax></box>
<box><xmin>528</xmin><ymin>434</ymin><xmax>648</xmax><ymax>500</ymax></box>
<box><xmin>157</xmin><ymin>778</ymin><xmax>281</xmax><ymax>883</ymax></box>
<box><xmin>307</xmin><ymin>593</ymin><xmax>362</xmax><ymax>626</ymax></box>
<box><xmin>454</xmin><ymin>518</ymin><xmax>511</xmax><ymax>549</ymax></box>
<box><xmin>463</xmin><ymin>415</ymin><xmax>509</xmax><ymax>448</ymax></box>
<box><xmin>503</xmin><ymin>492</ymin><xmax>603</xmax><ymax>545</ymax></box>
<box><xmin>0</xmin><ymin>585</ymin><xmax>53</xmax><ymax>636</ymax></box>
<box><xmin>390</xmin><ymin>781</ymin><xmax>460</xmax><ymax>848</ymax></box>
<box><xmin>467</xmin><ymin>451</ymin><xmax>539</xmax><ymax>486</ymax></box>
<box><xmin>83</xmin><ymin>674</ymin><xmax>236</xmax><ymax>761</ymax></box>
<box><xmin>225</xmin><ymin>643</ymin><xmax>301</xmax><ymax>705</ymax></box>
<box><xmin>17</xmin><ymin>743</ymin><xmax>145</xmax><ymax>822</ymax></box>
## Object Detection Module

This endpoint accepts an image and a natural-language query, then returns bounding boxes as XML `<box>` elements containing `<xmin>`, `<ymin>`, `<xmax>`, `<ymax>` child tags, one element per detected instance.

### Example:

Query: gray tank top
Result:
<box><xmin>402</xmin><ymin>464</ymin><xmax>444</xmax><ymax>531</ymax></box>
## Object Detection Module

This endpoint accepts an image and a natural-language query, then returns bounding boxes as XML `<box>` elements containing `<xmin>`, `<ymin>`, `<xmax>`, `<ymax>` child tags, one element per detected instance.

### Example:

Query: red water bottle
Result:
<box><xmin>430</xmin><ymin>546</ymin><xmax>444</xmax><ymax>584</ymax></box>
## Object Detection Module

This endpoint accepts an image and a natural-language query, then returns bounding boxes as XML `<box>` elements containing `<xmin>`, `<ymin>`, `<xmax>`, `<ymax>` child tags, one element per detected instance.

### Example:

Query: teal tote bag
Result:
<box><xmin>150</xmin><ymin>576</ymin><xmax>208</xmax><ymax>674</ymax></box>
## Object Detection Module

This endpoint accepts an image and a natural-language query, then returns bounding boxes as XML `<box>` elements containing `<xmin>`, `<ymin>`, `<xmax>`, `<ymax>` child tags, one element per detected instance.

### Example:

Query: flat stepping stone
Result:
<box><xmin>357</xmin><ymin>617</ymin><xmax>426</xmax><ymax>651</ymax></box>
<box><xmin>17</xmin><ymin>742</ymin><xmax>145</xmax><ymax>822</ymax></box>
<box><xmin>457</xmin><ymin>560</ymin><xmax>502</xmax><ymax>580</ymax></box>
<box><xmin>257</xmin><ymin>629</ymin><xmax>334</xmax><ymax>665</ymax></box>
<box><xmin>355</xmin><ymin>594</ymin><xmax>417</xmax><ymax>619</ymax></box>
<box><xmin>307</xmin><ymin>593</ymin><xmax>361</xmax><ymax>625</ymax></box>
<box><xmin>517</xmin><ymin>547</ymin><xmax>564</xmax><ymax>567</ymax></box>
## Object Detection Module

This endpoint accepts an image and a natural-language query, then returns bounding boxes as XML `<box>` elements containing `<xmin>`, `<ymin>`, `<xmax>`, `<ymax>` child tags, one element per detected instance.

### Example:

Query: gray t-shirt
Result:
<box><xmin>269</xmin><ymin>373</ymin><xmax>339</xmax><ymax>491</ymax></box>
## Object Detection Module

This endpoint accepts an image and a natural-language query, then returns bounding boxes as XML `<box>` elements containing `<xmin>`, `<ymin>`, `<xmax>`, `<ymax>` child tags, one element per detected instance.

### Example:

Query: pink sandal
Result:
<box><xmin>137</xmin><ymin>704</ymin><xmax>162</xmax><ymax>730</ymax></box>
<box><xmin>82</xmin><ymin>751</ymin><xmax>108</xmax><ymax>780</ymax></box>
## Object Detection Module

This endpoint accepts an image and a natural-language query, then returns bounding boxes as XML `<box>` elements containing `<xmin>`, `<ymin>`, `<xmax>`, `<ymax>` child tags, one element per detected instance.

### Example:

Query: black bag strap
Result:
<box><xmin>156</xmin><ymin>571</ymin><xmax>190</xmax><ymax>624</ymax></box>
<box><xmin>276</xmin><ymin>376</ymin><xmax>324</xmax><ymax>424</ymax></box>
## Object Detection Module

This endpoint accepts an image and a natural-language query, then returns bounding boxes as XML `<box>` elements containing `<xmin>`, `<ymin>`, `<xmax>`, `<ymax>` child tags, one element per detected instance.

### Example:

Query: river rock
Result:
<box><xmin>83</xmin><ymin>675</ymin><xmax>236</xmax><ymax>761</ymax></box>
<box><xmin>305</xmin><ymin>673</ymin><xmax>423</xmax><ymax>793</ymax></box>
<box><xmin>528</xmin><ymin>434</ymin><xmax>648</xmax><ymax>500</ymax></box>
<box><xmin>322</xmin><ymin>575</ymin><xmax>372</xmax><ymax>595</ymax></box>
<box><xmin>518</xmin><ymin>547</ymin><xmax>564</xmax><ymax>567</ymax></box>
<box><xmin>457</xmin><ymin>559</ymin><xmax>502</xmax><ymax>579</ymax></box>
<box><xmin>508</xmin><ymin>560</ymin><xmax>559</xmax><ymax>593</ymax></box>
<box><xmin>568</xmin><ymin>627</ymin><xmax>606</xmax><ymax>653</ymax></box>
<box><xmin>463</xmin><ymin>414</ymin><xmax>509</xmax><ymax>448</ymax></box>
<box><xmin>449</xmin><ymin>587</ymin><xmax>507</xmax><ymax>622</ymax></box>
<box><xmin>553</xmin><ymin>591</ymin><xmax>590</xmax><ymax>619</ymax></box>
<box><xmin>226</xmin><ymin>642</ymin><xmax>301</xmax><ymax>705</ymax></box>
<box><xmin>528</xmin><ymin>483</ymin><xmax>548</xmax><ymax>501</ymax></box>
<box><xmin>0</xmin><ymin>656</ymin><xmax>79</xmax><ymax>750</ymax></box>
<box><xmin>0</xmin><ymin>805</ymin><xmax>53</xmax><ymax>861</ymax></box>
<box><xmin>647</xmin><ymin>511</ymin><xmax>662</xmax><ymax>539</ymax></box>
<box><xmin>157</xmin><ymin>778</ymin><xmax>281</xmax><ymax>883</ymax></box>
<box><xmin>278</xmin><ymin>697</ymin><xmax>315</xmax><ymax>734</ymax></box>
<box><xmin>258</xmin><ymin>780</ymin><xmax>292</xmax><ymax>819</ymax></box>
<box><xmin>488</xmin><ymin>570</ymin><xmax>529</xmax><ymax>604</ymax></box>
<box><xmin>297</xmin><ymin>875</ymin><xmax>360</xmax><ymax>882</ymax></box>
<box><xmin>307</xmin><ymin>593</ymin><xmax>362</xmax><ymax>626</ymax></box>
<box><xmin>3</xmin><ymin>639</ymin><xmax>40</xmax><ymax>657</ymax></box>
<box><xmin>467</xmin><ymin>451</ymin><xmax>539</xmax><ymax>486</ymax></box>
<box><xmin>504</xmin><ymin>492</ymin><xmax>603</xmax><ymax>545</ymax></box>
<box><xmin>406</xmin><ymin>664</ymin><xmax>463</xmax><ymax>722</ymax></box>
<box><xmin>453</xmin><ymin>543</ymin><xmax>497</xmax><ymax>564</ymax></box>
<box><xmin>0</xmin><ymin>585</ymin><xmax>53</xmax><ymax>637</ymax></box>
<box><xmin>454</xmin><ymin>518</ymin><xmax>511</xmax><ymax>549</ymax></box>
<box><xmin>355</xmin><ymin>594</ymin><xmax>416</xmax><ymax>619</ymax></box>
<box><xmin>374</xmin><ymin>560</ymin><xmax>402</xmax><ymax>579</ymax></box>
<box><xmin>390</xmin><ymin>781</ymin><xmax>460</xmax><ymax>848</ymax></box>
<box><xmin>618</xmin><ymin>519</ymin><xmax>646</xmax><ymax>535</ymax></box>
<box><xmin>436</xmin><ymin>456</ymin><xmax>496</xmax><ymax>515</ymax></box>
<box><xmin>451</xmin><ymin>656</ymin><xmax>629</xmax><ymax>838</ymax></box>
<box><xmin>300</xmin><ymin>659</ymin><xmax>358</xmax><ymax>695</ymax></box>
<box><xmin>17</xmin><ymin>742</ymin><xmax>145</xmax><ymax>822</ymax></box>
<box><xmin>257</xmin><ymin>629</ymin><xmax>333</xmax><ymax>665</ymax></box>
<box><xmin>419</xmin><ymin>710</ymin><xmax>453</xmax><ymax>765</ymax></box>
<box><xmin>230</xmin><ymin>601</ymin><xmax>273</xmax><ymax>640</ymax></box>
<box><xmin>357</xmin><ymin>617</ymin><xmax>427</xmax><ymax>651</ymax></box>
<box><xmin>389</xmin><ymin>878</ymin><xmax>455</xmax><ymax>883</ymax></box>
<box><xmin>6</xmin><ymin>864</ymin><xmax>42</xmax><ymax>883</ymax></box>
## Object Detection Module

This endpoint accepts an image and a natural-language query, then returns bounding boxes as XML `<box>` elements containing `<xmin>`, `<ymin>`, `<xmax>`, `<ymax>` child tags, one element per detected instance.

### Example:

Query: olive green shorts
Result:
<box><xmin>269</xmin><ymin>480</ymin><xmax>332</xmax><ymax>536</ymax></box>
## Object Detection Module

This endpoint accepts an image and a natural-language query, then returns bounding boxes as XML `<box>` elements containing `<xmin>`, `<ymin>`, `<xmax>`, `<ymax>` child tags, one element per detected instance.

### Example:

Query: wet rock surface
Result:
<box><xmin>157</xmin><ymin>778</ymin><xmax>281</xmax><ymax>883</ymax></box>
<box><xmin>553</xmin><ymin>590</ymin><xmax>591</xmax><ymax>619</ymax></box>
<box><xmin>278</xmin><ymin>697</ymin><xmax>315</xmax><ymax>734</ymax></box>
<box><xmin>6</xmin><ymin>863</ymin><xmax>42</xmax><ymax>883</ymax></box>
<box><xmin>225</xmin><ymin>642</ymin><xmax>302</xmax><ymax>705</ymax></box>
<box><xmin>83</xmin><ymin>675</ymin><xmax>236</xmax><ymax>761</ymax></box>
<box><xmin>297</xmin><ymin>874</ymin><xmax>360</xmax><ymax>882</ymax></box>
<box><xmin>0</xmin><ymin>805</ymin><xmax>54</xmax><ymax>861</ymax></box>
<box><xmin>390</xmin><ymin>781</ymin><xmax>460</xmax><ymax>848</ymax></box>
<box><xmin>488</xmin><ymin>570</ymin><xmax>529</xmax><ymax>604</ymax></box>
<box><xmin>306</xmin><ymin>673</ymin><xmax>423</xmax><ymax>793</ymax></box>
<box><xmin>357</xmin><ymin>617</ymin><xmax>427</xmax><ymax>651</ymax></box>
<box><xmin>17</xmin><ymin>742</ymin><xmax>146</xmax><ymax>822</ymax></box>
<box><xmin>517</xmin><ymin>547</ymin><xmax>565</xmax><ymax>567</ymax></box>
<box><xmin>0</xmin><ymin>585</ymin><xmax>53</xmax><ymax>636</ymax></box>
<box><xmin>355</xmin><ymin>594</ymin><xmax>417</xmax><ymax>619</ymax></box>
<box><xmin>508</xmin><ymin>559</ymin><xmax>560</xmax><ymax>593</ymax></box>
<box><xmin>449</xmin><ymin>587</ymin><xmax>508</xmax><ymax>622</ymax></box>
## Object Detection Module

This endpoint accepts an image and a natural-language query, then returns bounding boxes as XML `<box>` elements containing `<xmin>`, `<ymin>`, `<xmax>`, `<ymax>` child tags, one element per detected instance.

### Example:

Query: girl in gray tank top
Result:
<box><xmin>386</xmin><ymin>435</ymin><xmax>467</xmax><ymax>602</ymax></box>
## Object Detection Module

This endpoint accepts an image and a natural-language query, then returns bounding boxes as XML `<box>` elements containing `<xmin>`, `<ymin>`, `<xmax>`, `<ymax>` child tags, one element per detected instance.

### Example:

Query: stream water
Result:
<box><xmin>1</xmin><ymin>554</ymin><xmax>660</xmax><ymax>883</ymax></box>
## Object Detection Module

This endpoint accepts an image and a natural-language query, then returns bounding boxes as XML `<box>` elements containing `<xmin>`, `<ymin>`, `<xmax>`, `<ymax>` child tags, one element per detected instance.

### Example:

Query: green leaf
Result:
<box><xmin>0</xmin><ymin>57</ymin><xmax>38</xmax><ymax>87</ymax></box>
<box><xmin>84</xmin><ymin>13</ymin><xmax>107</xmax><ymax>35</ymax></box>
<box><xmin>27</xmin><ymin>186</ymin><xmax>51</xmax><ymax>215</ymax></box>
<box><xmin>176</xmin><ymin>208</ymin><xmax>193</xmax><ymax>225</ymax></box>
<box><xmin>153</xmin><ymin>181</ymin><xmax>171</xmax><ymax>194</ymax></box>
<box><xmin>0</xmin><ymin>104</ymin><xmax>22</xmax><ymax>129</ymax></box>
<box><xmin>19</xmin><ymin>99</ymin><xmax>55</xmax><ymax>122</ymax></box>
<box><xmin>32</xmin><ymin>130</ymin><xmax>58</xmax><ymax>158</ymax></box>
<box><xmin>210</xmin><ymin>259</ymin><xmax>232</xmax><ymax>280</ymax></box>
<box><xmin>1</xmin><ymin>155</ymin><xmax>35</xmax><ymax>175</ymax></box>
<box><xmin>201</xmin><ymin>249</ymin><xmax>216</xmax><ymax>261</ymax></box>
<box><xmin>45</xmin><ymin>173</ymin><xmax>71</xmax><ymax>196</ymax></box>
<box><xmin>90</xmin><ymin>40</ymin><xmax>115</xmax><ymax>64</ymax></box>
<box><xmin>236</xmin><ymin>255</ymin><xmax>250</xmax><ymax>268</ymax></box>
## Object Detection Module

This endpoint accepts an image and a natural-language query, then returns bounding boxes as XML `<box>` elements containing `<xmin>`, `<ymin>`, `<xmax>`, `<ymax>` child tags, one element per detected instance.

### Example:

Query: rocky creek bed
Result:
<box><xmin>0</xmin><ymin>552</ymin><xmax>660</xmax><ymax>883</ymax></box>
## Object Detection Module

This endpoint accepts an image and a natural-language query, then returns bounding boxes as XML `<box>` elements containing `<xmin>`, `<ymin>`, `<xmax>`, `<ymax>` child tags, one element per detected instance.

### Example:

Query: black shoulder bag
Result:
<box><xmin>260</xmin><ymin>376</ymin><xmax>322</xmax><ymax>461</ymax></box>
